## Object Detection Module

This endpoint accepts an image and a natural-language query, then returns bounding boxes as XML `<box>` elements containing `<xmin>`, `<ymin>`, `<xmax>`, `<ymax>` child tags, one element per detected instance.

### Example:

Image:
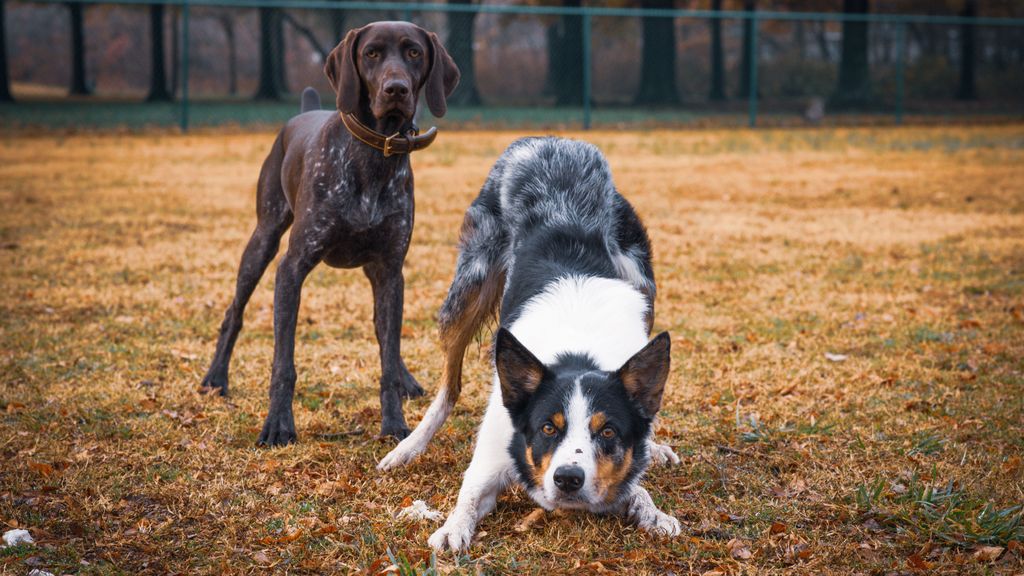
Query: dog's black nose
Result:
<box><xmin>553</xmin><ymin>465</ymin><xmax>585</xmax><ymax>493</ymax></box>
<box><xmin>383</xmin><ymin>79</ymin><xmax>410</xmax><ymax>98</ymax></box>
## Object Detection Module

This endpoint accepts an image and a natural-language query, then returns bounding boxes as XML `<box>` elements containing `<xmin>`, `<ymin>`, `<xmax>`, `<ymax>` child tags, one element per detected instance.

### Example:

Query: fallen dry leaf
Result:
<box><xmin>769</xmin><ymin>521</ymin><xmax>787</xmax><ymax>536</ymax></box>
<box><xmin>514</xmin><ymin>508</ymin><xmax>546</xmax><ymax>533</ymax></box>
<box><xmin>973</xmin><ymin>546</ymin><xmax>1004</xmax><ymax>562</ymax></box>
<box><xmin>728</xmin><ymin>538</ymin><xmax>753</xmax><ymax>560</ymax></box>
<box><xmin>907</xmin><ymin>553</ymin><xmax>931</xmax><ymax>570</ymax></box>
<box><xmin>1003</xmin><ymin>456</ymin><xmax>1021</xmax><ymax>474</ymax></box>
<box><xmin>28</xmin><ymin>461</ymin><xmax>53</xmax><ymax>478</ymax></box>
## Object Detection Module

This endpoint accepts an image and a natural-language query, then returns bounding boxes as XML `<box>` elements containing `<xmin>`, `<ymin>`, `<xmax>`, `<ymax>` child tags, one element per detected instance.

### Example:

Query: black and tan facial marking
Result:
<box><xmin>498</xmin><ymin>328</ymin><xmax>672</xmax><ymax>509</ymax></box>
<box><xmin>324</xmin><ymin>21</ymin><xmax>459</xmax><ymax>130</ymax></box>
<box><xmin>595</xmin><ymin>445</ymin><xmax>634</xmax><ymax>503</ymax></box>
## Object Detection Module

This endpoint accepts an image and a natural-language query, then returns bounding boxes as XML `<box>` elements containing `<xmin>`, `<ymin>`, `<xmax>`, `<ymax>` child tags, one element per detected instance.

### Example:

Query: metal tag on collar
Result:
<box><xmin>383</xmin><ymin>132</ymin><xmax>401</xmax><ymax>157</ymax></box>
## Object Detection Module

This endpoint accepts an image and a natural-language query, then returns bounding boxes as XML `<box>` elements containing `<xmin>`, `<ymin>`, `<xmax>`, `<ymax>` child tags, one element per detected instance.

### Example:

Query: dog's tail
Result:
<box><xmin>378</xmin><ymin>201</ymin><xmax>506</xmax><ymax>471</ymax></box>
<box><xmin>300</xmin><ymin>87</ymin><xmax>321</xmax><ymax>113</ymax></box>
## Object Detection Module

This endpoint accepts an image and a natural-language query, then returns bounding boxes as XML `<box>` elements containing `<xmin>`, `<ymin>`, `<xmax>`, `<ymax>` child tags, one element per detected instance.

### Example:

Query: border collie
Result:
<box><xmin>379</xmin><ymin>137</ymin><xmax>681</xmax><ymax>551</ymax></box>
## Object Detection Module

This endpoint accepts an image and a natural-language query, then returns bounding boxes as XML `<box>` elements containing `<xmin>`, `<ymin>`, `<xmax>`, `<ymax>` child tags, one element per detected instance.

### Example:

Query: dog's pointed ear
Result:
<box><xmin>617</xmin><ymin>332</ymin><xmax>671</xmax><ymax>419</ymax></box>
<box><xmin>325</xmin><ymin>27</ymin><xmax>363</xmax><ymax>114</ymax></box>
<box><xmin>495</xmin><ymin>328</ymin><xmax>545</xmax><ymax>412</ymax></box>
<box><xmin>424</xmin><ymin>31</ymin><xmax>460</xmax><ymax>118</ymax></box>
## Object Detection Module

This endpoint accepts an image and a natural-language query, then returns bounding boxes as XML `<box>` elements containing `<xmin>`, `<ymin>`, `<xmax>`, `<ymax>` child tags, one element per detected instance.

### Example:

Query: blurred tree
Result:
<box><xmin>169</xmin><ymin>6</ymin><xmax>178</xmax><ymax>94</ymax></box>
<box><xmin>447</xmin><ymin>0</ymin><xmax>481</xmax><ymax>106</ymax></box>
<box><xmin>957</xmin><ymin>0</ymin><xmax>977</xmax><ymax>100</ymax></box>
<box><xmin>332</xmin><ymin>5</ymin><xmax>345</xmax><ymax>45</ymax></box>
<box><xmin>832</xmin><ymin>0</ymin><xmax>870</xmax><ymax>108</ymax></box>
<box><xmin>282</xmin><ymin>12</ymin><xmax>329</xmax><ymax>61</ymax></box>
<box><xmin>546</xmin><ymin>0</ymin><xmax>583</xmax><ymax>106</ymax></box>
<box><xmin>709</xmin><ymin>0</ymin><xmax>725</xmax><ymax>101</ymax></box>
<box><xmin>68</xmin><ymin>2</ymin><xmax>92</xmax><ymax>95</ymax></box>
<box><xmin>147</xmin><ymin>4</ymin><xmax>171</xmax><ymax>102</ymax></box>
<box><xmin>255</xmin><ymin>7</ymin><xmax>285</xmax><ymax>99</ymax></box>
<box><xmin>216</xmin><ymin>13</ymin><xmax>238</xmax><ymax>96</ymax></box>
<box><xmin>738</xmin><ymin>0</ymin><xmax>756</xmax><ymax>98</ymax></box>
<box><xmin>274</xmin><ymin>11</ymin><xmax>288</xmax><ymax>96</ymax></box>
<box><xmin>635</xmin><ymin>0</ymin><xmax>679</xmax><ymax>105</ymax></box>
<box><xmin>0</xmin><ymin>0</ymin><xmax>10</xmax><ymax>102</ymax></box>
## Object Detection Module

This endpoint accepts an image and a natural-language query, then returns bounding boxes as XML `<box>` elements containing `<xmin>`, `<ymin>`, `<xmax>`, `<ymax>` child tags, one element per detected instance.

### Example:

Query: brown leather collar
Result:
<box><xmin>339</xmin><ymin>112</ymin><xmax>438</xmax><ymax>157</ymax></box>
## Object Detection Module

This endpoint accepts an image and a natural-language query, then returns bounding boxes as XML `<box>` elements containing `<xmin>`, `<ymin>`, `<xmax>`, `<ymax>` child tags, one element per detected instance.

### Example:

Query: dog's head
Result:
<box><xmin>496</xmin><ymin>328</ymin><xmax>671</xmax><ymax>510</ymax></box>
<box><xmin>325</xmin><ymin>21</ymin><xmax>460</xmax><ymax>127</ymax></box>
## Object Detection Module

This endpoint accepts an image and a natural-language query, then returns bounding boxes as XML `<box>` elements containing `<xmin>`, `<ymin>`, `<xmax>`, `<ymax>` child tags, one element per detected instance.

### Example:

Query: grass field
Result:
<box><xmin>1</xmin><ymin>125</ymin><xmax>1023</xmax><ymax>575</ymax></box>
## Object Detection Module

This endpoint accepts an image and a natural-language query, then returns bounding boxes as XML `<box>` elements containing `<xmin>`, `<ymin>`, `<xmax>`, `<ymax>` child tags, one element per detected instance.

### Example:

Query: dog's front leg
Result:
<box><xmin>257</xmin><ymin>248</ymin><xmax>320</xmax><ymax>447</ymax></box>
<box><xmin>617</xmin><ymin>484</ymin><xmax>681</xmax><ymax>537</ymax></box>
<box><xmin>429</xmin><ymin>388</ymin><xmax>514</xmax><ymax>552</ymax></box>
<box><xmin>364</xmin><ymin>261</ymin><xmax>420</xmax><ymax>439</ymax></box>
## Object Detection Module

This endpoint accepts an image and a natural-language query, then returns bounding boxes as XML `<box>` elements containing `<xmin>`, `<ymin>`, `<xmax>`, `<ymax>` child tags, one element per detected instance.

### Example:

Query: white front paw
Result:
<box><xmin>648</xmin><ymin>440</ymin><xmax>681</xmax><ymax>465</ymax></box>
<box><xmin>428</xmin><ymin>511</ymin><xmax>477</xmax><ymax>552</ymax></box>
<box><xmin>377</xmin><ymin>438</ymin><xmax>423</xmax><ymax>471</ymax></box>
<box><xmin>639</xmin><ymin>509</ymin><xmax>681</xmax><ymax>537</ymax></box>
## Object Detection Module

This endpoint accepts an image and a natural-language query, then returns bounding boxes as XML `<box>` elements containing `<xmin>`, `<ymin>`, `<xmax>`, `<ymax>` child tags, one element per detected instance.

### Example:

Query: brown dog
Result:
<box><xmin>199</xmin><ymin>22</ymin><xmax>459</xmax><ymax>446</ymax></box>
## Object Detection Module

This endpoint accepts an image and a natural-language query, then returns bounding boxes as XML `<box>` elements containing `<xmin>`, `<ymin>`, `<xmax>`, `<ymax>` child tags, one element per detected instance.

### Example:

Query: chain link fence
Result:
<box><xmin>1</xmin><ymin>0</ymin><xmax>1022</xmax><ymax>130</ymax></box>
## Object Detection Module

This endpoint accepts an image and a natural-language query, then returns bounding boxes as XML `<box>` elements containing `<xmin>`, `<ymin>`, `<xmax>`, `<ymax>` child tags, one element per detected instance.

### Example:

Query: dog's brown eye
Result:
<box><xmin>365</xmin><ymin>49</ymin><xmax>379</xmax><ymax>59</ymax></box>
<box><xmin>601</xmin><ymin>426</ymin><xmax>616</xmax><ymax>439</ymax></box>
<box><xmin>542</xmin><ymin>422</ymin><xmax>556</xmax><ymax>436</ymax></box>
<box><xmin>407</xmin><ymin>48</ymin><xmax>421</xmax><ymax>58</ymax></box>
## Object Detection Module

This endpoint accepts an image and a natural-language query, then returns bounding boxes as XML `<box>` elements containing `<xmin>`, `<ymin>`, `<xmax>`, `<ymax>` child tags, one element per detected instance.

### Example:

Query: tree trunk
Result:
<box><xmin>542</xmin><ymin>22</ymin><xmax>559</xmax><ymax>97</ymax></box>
<box><xmin>255</xmin><ymin>7</ymin><xmax>284</xmax><ymax>99</ymax></box>
<box><xmin>332</xmin><ymin>8</ymin><xmax>345</xmax><ymax>45</ymax></box>
<box><xmin>794</xmin><ymin>19</ymin><xmax>806</xmax><ymax>61</ymax></box>
<box><xmin>709</xmin><ymin>0</ymin><xmax>725</xmax><ymax>101</ymax></box>
<box><xmin>218</xmin><ymin>15</ymin><xmax>237</xmax><ymax>96</ymax></box>
<box><xmin>0</xmin><ymin>0</ymin><xmax>12</xmax><ymax>102</ymax></box>
<box><xmin>68</xmin><ymin>2</ymin><xmax>91</xmax><ymax>95</ymax></box>
<box><xmin>815</xmin><ymin>21</ymin><xmax>832</xmax><ymax>61</ymax></box>
<box><xmin>738</xmin><ymin>0</ymin><xmax>756</xmax><ymax>98</ymax></box>
<box><xmin>553</xmin><ymin>0</ymin><xmax>583</xmax><ymax>107</ymax></box>
<box><xmin>275</xmin><ymin>12</ymin><xmax>288</xmax><ymax>95</ymax></box>
<box><xmin>832</xmin><ymin>0</ymin><xmax>870</xmax><ymax>109</ymax></box>
<box><xmin>147</xmin><ymin>4</ymin><xmax>172</xmax><ymax>101</ymax></box>
<box><xmin>446</xmin><ymin>0</ymin><xmax>480</xmax><ymax>106</ymax></box>
<box><xmin>169</xmin><ymin>6</ymin><xmax>178</xmax><ymax>95</ymax></box>
<box><xmin>635</xmin><ymin>0</ymin><xmax>679</xmax><ymax>105</ymax></box>
<box><xmin>957</xmin><ymin>0</ymin><xmax>977</xmax><ymax>100</ymax></box>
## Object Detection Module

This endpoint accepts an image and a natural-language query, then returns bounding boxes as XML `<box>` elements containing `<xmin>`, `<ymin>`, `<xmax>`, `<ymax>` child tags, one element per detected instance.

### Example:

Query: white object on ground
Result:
<box><xmin>28</xmin><ymin>570</ymin><xmax>55</xmax><ymax>576</ymax></box>
<box><xmin>396</xmin><ymin>500</ymin><xmax>443</xmax><ymax>522</ymax></box>
<box><xmin>2</xmin><ymin>528</ymin><xmax>34</xmax><ymax>547</ymax></box>
<box><xmin>825</xmin><ymin>352</ymin><xmax>848</xmax><ymax>362</ymax></box>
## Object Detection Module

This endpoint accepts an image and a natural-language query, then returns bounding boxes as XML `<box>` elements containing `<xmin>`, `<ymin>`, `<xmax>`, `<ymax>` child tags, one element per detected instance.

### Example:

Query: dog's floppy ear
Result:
<box><xmin>495</xmin><ymin>328</ymin><xmax>545</xmax><ymax>412</ymax></box>
<box><xmin>325</xmin><ymin>27</ymin><xmax>363</xmax><ymax>114</ymax></box>
<box><xmin>617</xmin><ymin>332</ymin><xmax>671</xmax><ymax>419</ymax></box>
<box><xmin>424</xmin><ymin>31</ymin><xmax>460</xmax><ymax>118</ymax></box>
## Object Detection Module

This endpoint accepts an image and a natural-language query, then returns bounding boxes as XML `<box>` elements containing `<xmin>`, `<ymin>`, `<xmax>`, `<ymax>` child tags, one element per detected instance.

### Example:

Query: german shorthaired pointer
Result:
<box><xmin>199</xmin><ymin>21</ymin><xmax>460</xmax><ymax>446</ymax></box>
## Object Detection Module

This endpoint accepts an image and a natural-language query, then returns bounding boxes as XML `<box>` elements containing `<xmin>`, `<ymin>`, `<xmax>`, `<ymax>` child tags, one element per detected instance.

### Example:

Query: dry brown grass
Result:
<box><xmin>1</xmin><ymin>125</ymin><xmax>1023</xmax><ymax>575</ymax></box>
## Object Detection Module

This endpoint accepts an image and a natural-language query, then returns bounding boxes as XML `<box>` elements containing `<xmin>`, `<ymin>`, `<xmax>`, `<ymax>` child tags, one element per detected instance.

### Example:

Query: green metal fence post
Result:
<box><xmin>180</xmin><ymin>0</ymin><xmax>190</xmax><ymax>131</ymax></box>
<box><xmin>747</xmin><ymin>13</ymin><xmax>758</xmax><ymax>128</ymax></box>
<box><xmin>895</xmin><ymin>21</ymin><xmax>906</xmax><ymax>125</ymax></box>
<box><xmin>582</xmin><ymin>11</ymin><xmax>592</xmax><ymax>130</ymax></box>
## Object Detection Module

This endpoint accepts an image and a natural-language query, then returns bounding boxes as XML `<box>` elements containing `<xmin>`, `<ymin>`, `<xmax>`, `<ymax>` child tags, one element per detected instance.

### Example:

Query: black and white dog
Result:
<box><xmin>378</xmin><ymin>137</ymin><xmax>680</xmax><ymax>551</ymax></box>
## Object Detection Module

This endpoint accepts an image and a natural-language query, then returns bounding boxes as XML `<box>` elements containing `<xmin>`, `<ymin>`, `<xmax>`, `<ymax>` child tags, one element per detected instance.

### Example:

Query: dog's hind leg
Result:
<box><xmin>378</xmin><ymin>203</ymin><xmax>505</xmax><ymax>470</ymax></box>
<box><xmin>201</xmin><ymin>134</ymin><xmax>293</xmax><ymax>396</ymax></box>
